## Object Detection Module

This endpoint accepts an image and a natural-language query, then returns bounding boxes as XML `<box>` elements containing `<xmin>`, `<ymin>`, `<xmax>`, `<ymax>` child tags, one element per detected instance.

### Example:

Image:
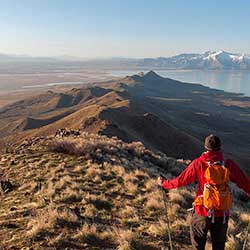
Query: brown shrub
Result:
<box><xmin>48</xmin><ymin>139</ymin><xmax>77</xmax><ymax>154</ymax></box>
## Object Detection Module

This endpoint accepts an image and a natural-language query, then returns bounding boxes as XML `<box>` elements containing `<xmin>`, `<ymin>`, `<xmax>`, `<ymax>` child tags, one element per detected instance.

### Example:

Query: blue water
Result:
<box><xmin>108</xmin><ymin>70</ymin><xmax>250</xmax><ymax>97</ymax></box>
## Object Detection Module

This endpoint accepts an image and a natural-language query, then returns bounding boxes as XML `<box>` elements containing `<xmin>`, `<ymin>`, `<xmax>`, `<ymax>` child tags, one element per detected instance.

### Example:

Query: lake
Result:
<box><xmin>108</xmin><ymin>70</ymin><xmax>250</xmax><ymax>97</ymax></box>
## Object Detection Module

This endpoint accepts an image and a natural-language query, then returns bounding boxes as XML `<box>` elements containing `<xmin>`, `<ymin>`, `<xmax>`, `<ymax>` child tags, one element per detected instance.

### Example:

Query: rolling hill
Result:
<box><xmin>1</xmin><ymin>71</ymin><xmax>250</xmax><ymax>168</ymax></box>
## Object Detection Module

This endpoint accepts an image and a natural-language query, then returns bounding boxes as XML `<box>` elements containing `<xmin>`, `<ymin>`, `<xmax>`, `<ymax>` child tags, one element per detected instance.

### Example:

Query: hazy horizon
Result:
<box><xmin>1</xmin><ymin>49</ymin><xmax>250</xmax><ymax>60</ymax></box>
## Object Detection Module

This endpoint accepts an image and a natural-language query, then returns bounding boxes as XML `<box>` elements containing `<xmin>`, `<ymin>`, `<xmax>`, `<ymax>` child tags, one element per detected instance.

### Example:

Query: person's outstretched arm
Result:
<box><xmin>158</xmin><ymin>159</ymin><xmax>198</xmax><ymax>189</ymax></box>
<box><xmin>227</xmin><ymin>159</ymin><xmax>250</xmax><ymax>196</ymax></box>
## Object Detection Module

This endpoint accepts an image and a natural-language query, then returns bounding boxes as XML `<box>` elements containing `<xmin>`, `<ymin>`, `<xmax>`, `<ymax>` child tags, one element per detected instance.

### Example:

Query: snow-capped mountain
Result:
<box><xmin>137</xmin><ymin>51</ymin><xmax>250</xmax><ymax>70</ymax></box>
<box><xmin>202</xmin><ymin>51</ymin><xmax>250</xmax><ymax>69</ymax></box>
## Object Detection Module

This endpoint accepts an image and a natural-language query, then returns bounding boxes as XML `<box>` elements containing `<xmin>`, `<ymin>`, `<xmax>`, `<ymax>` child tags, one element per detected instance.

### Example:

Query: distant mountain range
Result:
<box><xmin>137</xmin><ymin>51</ymin><xmax>250</xmax><ymax>70</ymax></box>
<box><xmin>94</xmin><ymin>51</ymin><xmax>250</xmax><ymax>70</ymax></box>
<box><xmin>0</xmin><ymin>53</ymin><xmax>58</xmax><ymax>63</ymax></box>
<box><xmin>1</xmin><ymin>51</ymin><xmax>250</xmax><ymax>70</ymax></box>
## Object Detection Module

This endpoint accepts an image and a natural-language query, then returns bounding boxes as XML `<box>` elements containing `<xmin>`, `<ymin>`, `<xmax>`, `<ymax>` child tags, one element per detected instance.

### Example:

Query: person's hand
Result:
<box><xmin>157</xmin><ymin>176</ymin><xmax>164</xmax><ymax>186</ymax></box>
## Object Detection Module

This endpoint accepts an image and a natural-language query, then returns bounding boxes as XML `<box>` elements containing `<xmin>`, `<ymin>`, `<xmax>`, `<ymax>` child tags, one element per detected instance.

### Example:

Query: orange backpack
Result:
<box><xmin>194</xmin><ymin>161</ymin><xmax>232</xmax><ymax>211</ymax></box>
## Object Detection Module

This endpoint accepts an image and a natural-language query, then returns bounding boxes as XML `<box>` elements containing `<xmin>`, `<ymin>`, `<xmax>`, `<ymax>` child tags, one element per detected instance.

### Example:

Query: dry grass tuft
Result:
<box><xmin>83</xmin><ymin>204</ymin><xmax>97</xmax><ymax>218</ymax></box>
<box><xmin>112</xmin><ymin>165</ymin><xmax>126</xmax><ymax>176</ymax></box>
<box><xmin>85</xmin><ymin>165</ymin><xmax>101</xmax><ymax>178</ymax></box>
<box><xmin>75</xmin><ymin>223</ymin><xmax>98</xmax><ymax>243</ymax></box>
<box><xmin>73</xmin><ymin>165</ymin><xmax>85</xmax><ymax>173</ymax></box>
<box><xmin>239</xmin><ymin>212</ymin><xmax>250</xmax><ymax>224</ymax></box>
<box><xmin>123</xmin><ymin>172</ymin><xmax>138</xmax><ymax>184</ymax></box>
<box><xmin>145</xmin><ymin>178</ymin><xmax>158</xmax><ymax>192</ymax></box>
<box><xmin>120</xmin><ymin>205</ymin><xmax>136</xmax><ymax>218</ymax></box>
<box><xmin>48</xmin><ymin>232</ymin><xmax>73</xmax><ymax>248</ymax></box>
<box><xmin>145</xmin><ymin>194</ymin><xmax>164</xmax><ymax>211</ymax></box>
<box><xmin>149</xmin><ymin>219</ymin><xmax>170</xmax><ymax>239</ymax></box>
<box><xmin>126</xmin><ymin>181</ymin><xmax>138</xmax><ymax>195</ymax></box>
<box><xmin>114</xmin><ymin>228</ymin><xmax>141</xmax><ymax>250</ymax></box>
<box><xmin>27</xmin><ymin>207</ymin><xmax>57</xmax><ymax>240</ymax></box>
<box><xmin>55</xmin><ymin>175</ymin><xmax>72</xmax><ymax>190</ymax></box>
<box><xmin>133</xmin><ymin>169</ymin><xmax>149</xmax><ymax>180</ymax></box>
<box><xmin>74</xmin><ymin>223</ymin><xmax>114</xmax><ymax>247</ymax></box>
<box><xmin>228</xmin><ymin>218</ymin><xmax>236</xmax><ymax>233</ymax></box>
<box><xmin>46</xmin><ymin>181</ymin><xmax>56</xmax><ymax>198</ymax></box>
<box><xmin>168</xmin><ymin>189</ymin><xmax>187</xmax><ymax>205</ymax></box>
<box><xmin>167</xmin><ymin>203</ymin><xmax>181</xmax><ymax>221</ymax></box>
<box><xmin>57</xmin><ymin>186</ymin><xmax>83</xmax><ymax>203</ymax></box>
<box><xmin>225</xmin><ymin>235</ymin><xmax>238</xmax><ymax>250</ymax></box>
<box><xmin>121</xmin><ymin>215</ymin><xmax>140</xmax><ymax>228</ymax></box>
<box><xmin>27</xmin><ymin>206</ymin><xmax>79</xmax><ymax>240</ymax></box>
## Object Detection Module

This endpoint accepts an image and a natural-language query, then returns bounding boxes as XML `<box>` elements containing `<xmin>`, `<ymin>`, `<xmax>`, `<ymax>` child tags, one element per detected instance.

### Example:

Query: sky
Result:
<box><xmin>1</xmin><ymin>0</ymin><xmax>250</xmax><ymax>58</ymax></box>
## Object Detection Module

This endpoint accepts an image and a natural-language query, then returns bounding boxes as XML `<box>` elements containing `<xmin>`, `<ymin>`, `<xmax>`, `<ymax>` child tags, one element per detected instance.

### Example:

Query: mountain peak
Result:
<box><xmin>143</xmin><ymin>70</ymin><xmax>163</xmax><ymax>80</ymax></box>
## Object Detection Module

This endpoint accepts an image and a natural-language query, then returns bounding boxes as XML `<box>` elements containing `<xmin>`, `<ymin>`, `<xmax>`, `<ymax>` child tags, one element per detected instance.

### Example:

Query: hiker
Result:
<box><xmin>158</xmin><ymin>134</ymin><xmax>250</xmax><ymax>250</ymax></box>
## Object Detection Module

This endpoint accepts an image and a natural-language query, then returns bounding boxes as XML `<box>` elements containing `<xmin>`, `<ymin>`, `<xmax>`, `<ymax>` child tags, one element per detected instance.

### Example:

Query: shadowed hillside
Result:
<box><xmin>0</xmin><ymin>87</ymin><xmax>112</xmax><ymax>137</ymax></box>
<box><xmin>0</xmin><ymin>133</ymin><xmax>249</xmax><ymax>249</ymax></box>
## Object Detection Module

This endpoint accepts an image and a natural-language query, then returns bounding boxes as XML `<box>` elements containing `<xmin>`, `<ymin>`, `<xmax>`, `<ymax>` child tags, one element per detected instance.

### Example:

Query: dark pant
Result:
<box><xmin>190</xmin><ymin>213</ymin><xmax>228</xmax><ymax>250</ymax></box>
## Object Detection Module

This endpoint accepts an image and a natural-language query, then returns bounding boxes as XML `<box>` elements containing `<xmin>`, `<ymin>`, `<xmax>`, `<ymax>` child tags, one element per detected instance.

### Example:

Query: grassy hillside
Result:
<box><xmin>0</xmin><ymin>133</ymin><xmax>249</xmax><ymax>249</ymax></box>
<box><xmin>1</xmin><ymin>71</ymin><xmax>250</xmax><ymax>167</ymax></box>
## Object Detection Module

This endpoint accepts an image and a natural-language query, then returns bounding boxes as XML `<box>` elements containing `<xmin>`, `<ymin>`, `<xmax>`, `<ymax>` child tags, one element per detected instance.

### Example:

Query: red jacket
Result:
<box><xmin>162</xmin><ymin>151</ymin><xmax>250</xmax><ymax>217</ymax></box>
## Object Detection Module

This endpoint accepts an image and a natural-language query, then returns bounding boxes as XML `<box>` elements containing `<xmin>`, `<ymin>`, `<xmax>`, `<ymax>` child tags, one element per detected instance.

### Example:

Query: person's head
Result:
<box><xmin>204</xmin><ymin>134</ymin><xmax>221</xmax><ymax>151</ymax></box>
